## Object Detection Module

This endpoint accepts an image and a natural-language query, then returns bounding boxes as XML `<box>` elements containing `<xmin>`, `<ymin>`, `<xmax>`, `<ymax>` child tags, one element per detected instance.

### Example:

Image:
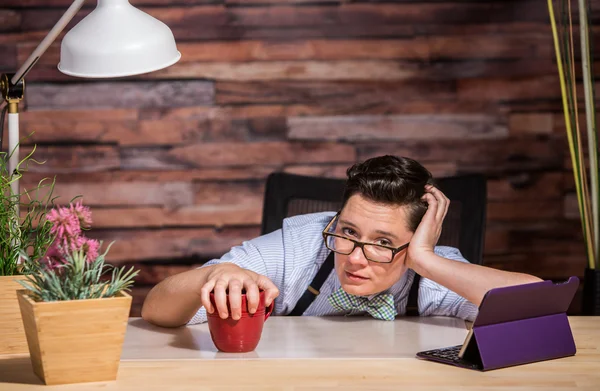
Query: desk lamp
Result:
<box><xmin>1</xmin><ymin>0</ymin><xmax>181</xmax><ymax>197</ymax></box>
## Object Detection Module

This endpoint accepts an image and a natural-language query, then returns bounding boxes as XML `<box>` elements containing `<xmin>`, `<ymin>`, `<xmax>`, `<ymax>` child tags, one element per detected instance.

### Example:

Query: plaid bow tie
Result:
<box><xmin>328</xmin><ymin>288</ymin><xmax>397</xmax><ymax>321</ymax></box>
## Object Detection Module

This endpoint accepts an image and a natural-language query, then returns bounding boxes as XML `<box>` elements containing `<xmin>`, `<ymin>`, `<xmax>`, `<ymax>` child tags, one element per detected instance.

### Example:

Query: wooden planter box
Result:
<box><xmin>17</xmin><ymin>289</ymin><xmax>131</xmax><ymax>385</ymax></box>
<box><xmin>0</xmin><ymin>275</ymin><xmax>28</xmax><ymax>355</ymax></box>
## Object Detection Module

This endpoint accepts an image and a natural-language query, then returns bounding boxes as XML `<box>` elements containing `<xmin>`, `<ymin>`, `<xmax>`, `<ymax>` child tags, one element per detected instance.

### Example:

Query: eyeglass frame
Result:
<box><xmin>321</xmin><ymin>213</ymin><xmax>410</xmax><ymax>264</ymax></box>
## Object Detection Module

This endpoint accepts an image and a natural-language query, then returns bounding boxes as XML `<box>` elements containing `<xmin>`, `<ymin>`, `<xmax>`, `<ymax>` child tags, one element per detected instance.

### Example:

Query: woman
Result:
<box><xmin>142</xmin><ymin>155</ymin><xmax>541</xmax><ymax>327</ymax></box>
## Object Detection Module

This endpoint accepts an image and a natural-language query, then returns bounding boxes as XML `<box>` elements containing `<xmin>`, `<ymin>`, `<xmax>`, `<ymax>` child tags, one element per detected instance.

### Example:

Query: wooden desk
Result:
<box><xmin>1</xmin><ymin>316</ymin><xmax>599</xmax><ymax>390</ymax></box>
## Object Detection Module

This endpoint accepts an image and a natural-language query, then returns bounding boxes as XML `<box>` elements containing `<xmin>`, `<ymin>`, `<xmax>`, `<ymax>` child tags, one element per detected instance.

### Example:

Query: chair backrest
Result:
<box><xmin>260</xmin><ymin>172</ymin><xmax>487</xmax><ymax>265</ymax></box>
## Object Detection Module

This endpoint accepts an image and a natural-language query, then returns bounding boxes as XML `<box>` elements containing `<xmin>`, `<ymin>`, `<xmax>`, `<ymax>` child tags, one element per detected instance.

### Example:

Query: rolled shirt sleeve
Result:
<box><xmin>417</xmin><ymin>246</ymin><xmax>479</xmax><ymax>322</ymax></box>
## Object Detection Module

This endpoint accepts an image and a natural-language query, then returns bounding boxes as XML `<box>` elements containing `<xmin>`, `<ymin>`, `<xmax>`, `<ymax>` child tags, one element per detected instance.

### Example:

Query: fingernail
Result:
<box><xmin>220</xmin><ymin>312</ymin><xmax>228</xmax><ymax>319</ymax></box>
<box><xmin>233</xmin><ymin>314</ymin><xmax>240</xmax><ymax>320</ymax></box>
<box><xmin>249</xmin><ymin>307</ymin><xmax>256</xmax><ymax>314</ymax></box>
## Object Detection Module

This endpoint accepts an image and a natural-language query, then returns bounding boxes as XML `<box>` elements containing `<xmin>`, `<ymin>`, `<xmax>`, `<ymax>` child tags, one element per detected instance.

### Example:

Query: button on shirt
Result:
<box><xmin>188</xmin><ymin>211</ymin><xmax>478</xmax><ymax>324</ymax></box>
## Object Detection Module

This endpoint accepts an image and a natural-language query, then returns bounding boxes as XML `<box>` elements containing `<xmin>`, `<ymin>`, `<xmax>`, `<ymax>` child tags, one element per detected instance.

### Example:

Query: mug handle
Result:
<box><xmin>264</xmin><ymin>301</ymin><xmax>274</xmax><ymax>320</ymax></box>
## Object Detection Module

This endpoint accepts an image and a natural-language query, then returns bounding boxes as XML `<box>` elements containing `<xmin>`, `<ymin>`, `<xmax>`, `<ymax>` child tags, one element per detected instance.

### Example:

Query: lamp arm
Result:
<box><xmin>11</xmin><ymin>0</ymin><xmax>86</xmax><ymax>86</ymax></box>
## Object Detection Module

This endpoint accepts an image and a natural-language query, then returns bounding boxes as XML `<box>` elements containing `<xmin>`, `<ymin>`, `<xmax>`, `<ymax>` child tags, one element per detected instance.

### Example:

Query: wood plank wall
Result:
<box><xmin>0</xmin><ymin>0</ymin><xmax>594</xmax><ymax>315</ymax></box>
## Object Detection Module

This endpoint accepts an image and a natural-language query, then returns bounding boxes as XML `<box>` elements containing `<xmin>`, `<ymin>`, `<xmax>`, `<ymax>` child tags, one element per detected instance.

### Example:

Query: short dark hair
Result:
<box><xmin>341</xmin><ymin>155</ymin><xmax>434</xmax><ymax>232</ymax></box>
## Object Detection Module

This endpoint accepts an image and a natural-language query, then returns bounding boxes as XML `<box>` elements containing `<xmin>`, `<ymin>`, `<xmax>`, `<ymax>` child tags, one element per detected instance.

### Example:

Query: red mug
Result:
<box><xmin>207</xmin><ymin>290</ymin><xmax>273</xmax><ymax>353</ymax></box>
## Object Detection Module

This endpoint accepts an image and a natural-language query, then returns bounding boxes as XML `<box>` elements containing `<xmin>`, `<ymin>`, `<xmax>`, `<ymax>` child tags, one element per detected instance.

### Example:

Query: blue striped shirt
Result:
<box><xmin>188</xmin><ymin>212</ymin><xmax>478</xmax><ymax>324</ymax></box>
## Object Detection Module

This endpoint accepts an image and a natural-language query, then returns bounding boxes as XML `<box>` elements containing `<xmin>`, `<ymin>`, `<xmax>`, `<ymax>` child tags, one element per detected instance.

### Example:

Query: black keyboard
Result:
<box><xmin>421</xmin><ymin>345</ymin><xmax>462</xmax><ymax>361</ymax></box>
<box><xmin>417</xmin><ymin>345</ymin><xmax>482</xmax><ymax>370</ymax></box>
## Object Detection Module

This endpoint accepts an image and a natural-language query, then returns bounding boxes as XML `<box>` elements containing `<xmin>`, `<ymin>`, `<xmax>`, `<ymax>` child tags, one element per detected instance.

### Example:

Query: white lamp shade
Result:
<box><xmin>58</xmin><ymin>0</ymin><xmax>181</xmax><ymax>78</ymax></box>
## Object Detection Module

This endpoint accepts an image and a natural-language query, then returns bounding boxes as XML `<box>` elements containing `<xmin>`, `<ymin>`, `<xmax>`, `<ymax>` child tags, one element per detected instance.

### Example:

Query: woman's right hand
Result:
<box><xmin>200</xmin><ymin>263</ymin><xmax>279</xmax><ymax>321</ymax></box>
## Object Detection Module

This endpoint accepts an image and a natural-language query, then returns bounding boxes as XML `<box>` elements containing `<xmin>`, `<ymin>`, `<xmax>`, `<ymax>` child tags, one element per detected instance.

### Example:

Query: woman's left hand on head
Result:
<box><xmin>405</xmin><ymin>185</ymin><xmax>450</xmax><ymax>269</ymax></box>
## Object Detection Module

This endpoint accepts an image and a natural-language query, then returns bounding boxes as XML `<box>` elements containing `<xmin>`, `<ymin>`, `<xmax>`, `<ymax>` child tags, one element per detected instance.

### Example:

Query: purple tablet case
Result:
<box><xmin>416</xmin><ymin>276</ymin><xmax>579</xmax><ymax>371</ymax></box>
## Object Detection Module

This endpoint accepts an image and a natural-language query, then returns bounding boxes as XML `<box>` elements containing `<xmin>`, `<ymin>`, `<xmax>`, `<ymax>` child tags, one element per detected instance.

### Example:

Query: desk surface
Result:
<box><xmin>1</xmin><ymin>316</ymin><xmax>599</xmax><ymax>390</ymax></box>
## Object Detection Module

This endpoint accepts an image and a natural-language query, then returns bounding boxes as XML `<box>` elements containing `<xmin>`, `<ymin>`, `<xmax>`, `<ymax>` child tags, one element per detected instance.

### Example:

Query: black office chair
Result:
<box><xmin>260</xmin><ymin>172</ymin><xmax>487</xmax><ymax>265</ymax></box>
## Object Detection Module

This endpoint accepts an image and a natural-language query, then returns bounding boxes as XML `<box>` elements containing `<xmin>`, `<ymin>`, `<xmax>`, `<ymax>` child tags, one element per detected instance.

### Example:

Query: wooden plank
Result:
<box><xmin>141</xmin><ymin>3</ymin><xmax>549</xmax><ymax>29</ymax></box>
<box><xmin>486</xmin><ymin>172</ymin><xmax>564</xmax><ymax>201</ymax></box>
<box><xmin>134</xmin><ymin>118</ymin><xmax>269</xmax><ymax>144</ymax></box>
<box><xmin>20</xmin><ymin>9</ymin><xmax>88</xmax><ymax>32</ymax></box>
<box><xmin>511</xmin><ymin>222</ymin><xmax>585</xmax><ymax>254</ymax></box>
<box><xmin>357</xmin><ymin>137</ymin><xmax>565</xmax><ymax>173</ymax></box>
<box><xmin>564</xmin><ymin>193</ymin><xmax>579</xmax><ymax>219</ymax></box>
<box><xmin>19</xmin><ymin>120</ymin><xmax>136</xmax><ymax>145</ymax></box>
<box><xmin>19</xmin><ymin>167</ymin><xmax>276</xmax><ymax>185</ymax></box>
<box><xmin>32</xmin><ymin>182</ymin><xmax>196</xmax><ymax>208</ymax></box>
<box><xmin>87</xmin><ymin>227</ymin><xmax>261</xmax><ymax>263</ymax></box>
<box><xmin>484</xmin><ymin>220</ymin><xmax>585</xmax><ymax>256</ymax></box>
<box><xmin>147</xmin><ymin>60</ymin><xmax>420</xmax><ymax>81</ymax></box>
<box><xmin>509</xmin><ymin>113</ymin><xmax>554</xmax><ymax>135</ymax></box>
<box><xmin>0</xmin><ymin>10</ymin><xmax>21</xmax><ymax>32</ymax></box>
<box><xmin>25</xmin><ymin>81</ymin><xmax>214</xmax><ymax>110</ymax></box>
<box><xmin>19</xmin><ymin>146</ymin><xmax>120</xmax><ymax>173</ymax></box>
<box><xmin>176</xmin><ymin>35</ymin><xmax>550</xmax><ymax>62</ymax></box>
<box><xmin>3</xmin><ymin>0</ymin><xmax>221</xmax><ymax>6</ymax></box>
<box><xmin>76</xmin><ymin>180</ymin><xmax>265</xmax><ymax>228</ymax></box>
<box><xmin>144</xmin><ymin>59</ymin><xmax>552</xmax><ymax>81</ymax></box>
<box><xmin>225</xmin><ymin>0</ymin><xmax>340</xmax><ymax>4</ymax></box>
<box><xmin>145</xmin><ymin>101</ymin><xmax>502</xmax><ymax>120</ymax></box>
<box><xmin>0</xmin><ymin>44</ymin><xmax>16</xmax><ymax>71</ymax></box>
<box><xmin>282</xmin><ymin>164</ymin><xmax>351</xmax><ymax>179</ymax></box>
<box><xmin>499</xmin><ymin>101</ymin><xmax>563</xmax><ymax>113</ymax></box>
<box><xmin>31</xmin><ymin>181</ymin><xmax>262</xmax><ymax>214</ymax></box>
<box><xmin>427</xmin><ymin>34</ymin><xmax>552</xmax><ymax>59</ymax></box>
<box><xmin>19</xmin><ymin>3</ymin><xmax>549</xmax><ymax>36</ymax></box>
<box><xmin>173</xmin><ymin>24</ymin><xmax>416</xmax><ymax>41</ymax></box>
<box><xmin>18</xmin><ymin>117</ymin><xmax>285</xmax><ymax>146</ymax></box>
<box><xmin>484</xmin><ymin>252</ymin><xmax>586</xmax><ymax>280</ymax></box>
<box><xmin>216</xmin><ymin>81</ymin><xmax>455</xmax><ymax>105</ymax></box>
<box><xmin>18</xmin><ymin>162</ymin><xmax>457</xmax><ymax>188</ymax></box>
<box><xmin>0</xmin><ymin>22</ymin><xmax>552</xmax><ymax>44</ymax></box>
<box><xmin>552</xmin><ymin>113</ymin><xmax>592</xmax><ymax>136</ymax></box>
<box><xmin>487</xmin><ymin>200</ymin><xmax>563</xmax><ymax>221</ymax></box>
<box><xmin>458</xmin><ymin>76</ymin><xmax>560</xmax><ymax>101</ymax></box>
<box><xmin>0</xmin><ymin>31</ymin><xmax>65</xmax><ymax>44</ymax></box>
<box><xmin>19</xmin><ymin>2</ymin><xmax>552</xmax><ymax>31</ymax></box>
<box><xmin>21</xmin><ymin>108</ymin><xmax>138</xmax><ymax>122</ymax></box>
<box><xmin>483</xmin><ymin>228</ymin><xmax>509</xmax><ymax>255</ymax></box>
<box><xmin>284</xmin><ymin>161</ymin><xmax>457</xmax><ymax>179</ymax></box>
<box><xmin>194</xmin><ymin>181</ymin><xmax>265</xmax><ymax>204</ymax></box>
<box><xmin>120</xmin><ymin>142</ymin><xmax>356</xmax><ymax>169</ymax></box>
<box><xmin>424</xmin><ymin>59</ymin><xmax>556</xmax><ymax>80</ymax></box>
<box><xmin>288</xmin><ymin>114</ymin><xmax>508</xmax><ymax>141</ymax></box>
<box><xmin>178</xmin><ymin>38</ymin><xmax>429</xmax><ymax>61</ymax></box>
<box><xmin>91</xmin><ymin>203</ymin><xmax>262</xmax><ymax>229</ymax></box>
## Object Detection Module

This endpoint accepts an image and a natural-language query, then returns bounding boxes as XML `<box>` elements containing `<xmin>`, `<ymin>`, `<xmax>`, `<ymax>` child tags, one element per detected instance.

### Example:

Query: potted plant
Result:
<box><xmin>0</xmin><ymin>146</ymin><xmax>56</xmax><ymax>355</ymax></box>
<box><xmin>17</xmin><ymin>201</ymin><xmax>139</xmax><ymax>385</ymax></box>
<box><xmin>547</xmin><ymin>0</ymin><xmax>599</xmax><ymax>314</ymax></box>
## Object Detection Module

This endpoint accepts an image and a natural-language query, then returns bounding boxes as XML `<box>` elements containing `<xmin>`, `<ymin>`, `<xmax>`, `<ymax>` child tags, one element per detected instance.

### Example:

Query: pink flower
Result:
<box><xmin>44</xmin><ymin>242</ymin><xmax>62</xmax><ymax>259</ymax></box>
<box><xmin>70</xmin><ymin>201</ymin><xmax>93</xmax><ymax>229</ymax></box>
<box><xmin>81</xmin><ymin>238</ymin><xmax>100</xmax><ymax>263</ymax></box>
<box><xmin>43</xmin><ymin>201</ymin><xmax>103</xmax><ymax>267</ymax></box>
<box><xmin>41</xmin><ymin>241</ymin><xmax>67</xmax><ymax>270</ymax></box>
<box><xmin>46</xmin><ymin>207</ymin><xmax>81</xmax><ymax>239</ymax></box>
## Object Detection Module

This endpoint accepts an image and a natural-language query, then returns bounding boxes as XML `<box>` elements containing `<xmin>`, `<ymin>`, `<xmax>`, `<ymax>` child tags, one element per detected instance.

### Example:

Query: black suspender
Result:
<box><xmin>406</xmin><ymin>272</ymin><xmax>421</xmax><ymax>316</ymax></box>
<box><xmin>287</xmin><ymin>251</ymin><xmax>421</xmax><ymax>317</ymax></box>
<box><xmin>288</xmin><ymin>252</ymin><xmax>335</xmax><ymax>316</ymax></box>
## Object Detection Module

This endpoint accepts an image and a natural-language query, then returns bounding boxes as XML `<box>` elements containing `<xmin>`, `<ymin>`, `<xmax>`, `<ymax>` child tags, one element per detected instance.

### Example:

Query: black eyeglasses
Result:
<box><xmin>321</xmin><ymin>213</ymin><xmax>410</xmax><ymax>264</ymax></box>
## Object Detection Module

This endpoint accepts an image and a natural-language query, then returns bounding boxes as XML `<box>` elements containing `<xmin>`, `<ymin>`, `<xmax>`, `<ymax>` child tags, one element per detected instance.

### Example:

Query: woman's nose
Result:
<box><xmin>347</xmin><ymin>246</ymin><xmax>368</xmax><ymax>265</ymax></box>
